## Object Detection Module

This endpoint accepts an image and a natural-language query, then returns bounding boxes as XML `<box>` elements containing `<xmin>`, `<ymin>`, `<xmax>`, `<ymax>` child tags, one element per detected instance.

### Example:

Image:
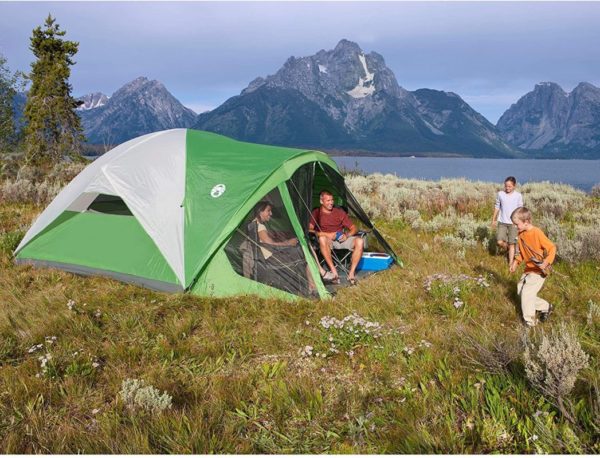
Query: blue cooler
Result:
<box><xmin>357</xmin><ymin>252</ymin><xmax>394</xmax><ymax>271</ymax></box>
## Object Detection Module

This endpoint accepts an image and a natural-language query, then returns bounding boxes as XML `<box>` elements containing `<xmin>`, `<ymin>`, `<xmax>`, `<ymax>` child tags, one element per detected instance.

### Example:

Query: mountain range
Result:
<box><xmin>497</xmin><ymin>82</ymin><xmax>600</xmax><ymax>158</ymax></box>
<box><xmin>12</xmin><ymin>40</ymin><xmax>600</xmax><ymax>158</ymax></box>
<box><xmin>194</xmin><ymin>40</ymin><xmax>518</xmax><ymax>158</ymax></box>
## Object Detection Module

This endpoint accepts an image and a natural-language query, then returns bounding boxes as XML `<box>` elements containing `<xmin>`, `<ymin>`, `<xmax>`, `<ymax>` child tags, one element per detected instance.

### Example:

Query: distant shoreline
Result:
<box><xmin>327</xmin><ymin>151</ymin><xmax>600</xmax><ymax>160</ymax></box>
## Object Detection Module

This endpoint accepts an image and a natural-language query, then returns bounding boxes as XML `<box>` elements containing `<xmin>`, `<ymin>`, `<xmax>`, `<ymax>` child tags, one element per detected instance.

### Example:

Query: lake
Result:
<box><xmin>332</xmin><ymin>157</ymin><xmax>600</xmax><ymax>192</ymax></box>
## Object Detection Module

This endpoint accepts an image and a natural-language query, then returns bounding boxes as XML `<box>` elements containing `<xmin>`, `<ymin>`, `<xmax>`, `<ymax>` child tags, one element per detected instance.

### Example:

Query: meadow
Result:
<box><xmin>0</xmin><ymin>165</ymin><xmax>599</xmax><ymax>453</ymax></box>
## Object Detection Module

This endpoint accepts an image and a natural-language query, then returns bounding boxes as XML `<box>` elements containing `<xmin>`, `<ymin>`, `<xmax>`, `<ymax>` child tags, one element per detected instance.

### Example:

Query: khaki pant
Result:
<box><xmin>517</xmin><ymin>273</ymin><xmax>550</xmax><ymax>326</ymax></box>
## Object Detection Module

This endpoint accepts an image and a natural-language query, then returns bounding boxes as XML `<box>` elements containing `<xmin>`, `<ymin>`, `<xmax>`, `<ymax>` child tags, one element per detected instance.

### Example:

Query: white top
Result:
<box><xmin>495</xmin><ymin>190</ymin><xmax>524</xmax><ymax>224</ymax></box>
<box><xmin>256</xmin><ymin>221</ymin><xmax>273</xmax><ymax>260</ymax></box>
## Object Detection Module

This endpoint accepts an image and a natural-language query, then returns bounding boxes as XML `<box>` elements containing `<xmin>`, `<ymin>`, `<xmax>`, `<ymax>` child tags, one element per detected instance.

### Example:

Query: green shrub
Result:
<box><xmin>0</xmin><ymin>229</ymin><xmax>24</xmax><ymax>256</ymax></box>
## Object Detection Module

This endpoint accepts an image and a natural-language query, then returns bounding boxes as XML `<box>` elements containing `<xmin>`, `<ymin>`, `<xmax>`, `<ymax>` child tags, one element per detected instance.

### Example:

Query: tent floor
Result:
<box><xmin>322</xmin><ymin>268</ymin><xmax>377</xmax><ymax>294</ymax></box>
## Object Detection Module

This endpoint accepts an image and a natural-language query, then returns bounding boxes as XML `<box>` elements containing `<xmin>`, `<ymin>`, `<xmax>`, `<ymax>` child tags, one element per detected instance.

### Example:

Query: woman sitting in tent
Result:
<box><xmin>242</xmin><ymin>201</ymin><xmax>319</xmax><ymax>296</ymax></box>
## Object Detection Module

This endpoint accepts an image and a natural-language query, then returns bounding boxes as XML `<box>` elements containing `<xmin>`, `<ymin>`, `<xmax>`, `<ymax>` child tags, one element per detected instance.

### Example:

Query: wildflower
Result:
<box><xmin>92</xmin><ymin>362</ymin><xmax>100</xmax><ymax>368</ymax></box>
<box><xmin>67</xmin><ymin>299</ymin><xmax>76</xmax><ymax>310</ymax></box>
<box><xmin>305</xmin><ymin>320</ymin><xmax>310</xmax><ymax>326</ymax></box>
<box><xmin>28</xmin><ymin>343</ymin><xmax>43</xmax><ymax>353</ymax></box>
<box><xmin>346</xmin><ymin>350</ymin><xmax>354</xmax><ymax>357</ymax></box>
<box><xmin>38</xmin><ymin>353</ymin><xmax>52</xmax><ymax>368</ymax></box>
<box><xmin>94</xmin><ymin>309</ymin><xmax>102</xmax><ymax>318</ymax></box>
<box><xmin>531</xmin><ymin>434</ymin><xmax>539</xmax><ymax>441</ymax></box>
<box><xmin>45</xmin><ymin>336</ymin><xmax>57</xmax><ymax>345</ymax></box>
<box><xmin>300</xmin><ymin>345</ymin><xmax>313</xmax><ymax>357</ymax></box>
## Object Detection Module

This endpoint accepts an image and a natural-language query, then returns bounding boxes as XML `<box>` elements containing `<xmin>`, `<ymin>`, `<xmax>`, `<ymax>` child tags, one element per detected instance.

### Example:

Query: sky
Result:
<box><xmin>1</xmin><ymin>1</ymin><xmax>599</xmax><ymax>124</ymax></box>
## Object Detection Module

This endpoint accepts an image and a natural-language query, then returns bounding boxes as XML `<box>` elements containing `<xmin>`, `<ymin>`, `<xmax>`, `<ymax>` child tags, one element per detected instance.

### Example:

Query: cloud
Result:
<box><xmin>1</xmin><ymin>1</ymin><xmax>599</xmax><ymax>122</ymax></box>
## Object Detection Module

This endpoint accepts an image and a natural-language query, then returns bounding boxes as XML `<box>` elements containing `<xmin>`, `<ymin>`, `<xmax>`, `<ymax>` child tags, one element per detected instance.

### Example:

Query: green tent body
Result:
<box><xmin>15</xmin><ymin>129</ymin><xmax>399</xmax><ymax>300</ymax></box>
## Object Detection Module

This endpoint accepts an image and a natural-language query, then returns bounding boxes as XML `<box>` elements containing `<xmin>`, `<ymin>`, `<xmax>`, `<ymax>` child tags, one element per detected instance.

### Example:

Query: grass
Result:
<box><xmin>1</xmin><ymin>178</ymin><xmax>599</xmax><ymax>453</ymax></box>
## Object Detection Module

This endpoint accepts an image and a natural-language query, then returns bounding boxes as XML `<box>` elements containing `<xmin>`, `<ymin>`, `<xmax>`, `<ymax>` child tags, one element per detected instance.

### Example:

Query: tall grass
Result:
<box><xmin>346</xmin><ymin>174</ymin><xmax>600</xmax><ymax>263</ymax></box>
<box><xmin>0</xmin><ymin>171</ymin><xmax>599</xmax><ymax>453</ymax></box>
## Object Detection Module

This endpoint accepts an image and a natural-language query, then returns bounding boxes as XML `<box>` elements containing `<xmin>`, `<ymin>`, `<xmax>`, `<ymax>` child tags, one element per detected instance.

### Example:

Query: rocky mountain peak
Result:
<box><xmin>571</xmin><ymin>81</ymin><xmax>600</xmax><ymax>100</ymax></box>
<box><xmin>115</xmin><ymin>76</ymin><xmax>164</xmax><ymax>97</ymax></box>
<box><xmin>237</xmin><ymin>39</ymin><xmax>411</xmax><ymax>131</ymax></box>
<box><xmin>534</xmin><ymin>81</ymin><xmax>565</xmax><ymax>92</ymax></box>
<box><xmin>497</xmin><ymin>81</ymin><xmax>600</xmax><ymax>155</ymax></box>
<box><xmin>80</xmin><ymin>76</ymin><xmax>196</xmax><ymax>144</ymax></box>
<box><xmin>333</xmin><ymin>39</ymin><xmax>363</xmax><ymax>55</ymax></box>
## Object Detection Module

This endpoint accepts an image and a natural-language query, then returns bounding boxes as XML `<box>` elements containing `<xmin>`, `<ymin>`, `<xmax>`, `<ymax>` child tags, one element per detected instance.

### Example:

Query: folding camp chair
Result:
<box><xmin>240</xmin><ymin>220</ymin><xmax>308</xmax><ymax>294</ymax></box>
<box><xmin>310</xmin><ymin>230</ymin><xmax>369</xmax><ymax>279</ymax></box>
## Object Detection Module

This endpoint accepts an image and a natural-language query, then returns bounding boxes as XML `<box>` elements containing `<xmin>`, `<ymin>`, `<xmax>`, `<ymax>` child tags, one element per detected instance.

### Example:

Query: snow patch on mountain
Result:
<box><xmin>347</xmin><ymin>54</ymin><xmax>375</xmax><ymax>99</ymax></box>
<box><xmin>77</xmin><ymin>92</ymin><xmax>110</xmax><ymax>111</ymax></box>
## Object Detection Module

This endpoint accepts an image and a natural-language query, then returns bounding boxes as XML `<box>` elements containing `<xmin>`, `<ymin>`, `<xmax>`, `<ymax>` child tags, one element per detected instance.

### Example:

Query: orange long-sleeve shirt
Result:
<box><xmin>515</xmin><ymin>226</ymin><xmax>557</xmax><ymax>274</ymax></box>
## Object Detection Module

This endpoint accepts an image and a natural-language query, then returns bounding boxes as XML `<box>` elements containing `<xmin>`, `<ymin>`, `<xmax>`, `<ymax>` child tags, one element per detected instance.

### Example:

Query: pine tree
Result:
<box><xmin>23</xmin><ymin>15</ymin><xmax>84</xmax><ymax>166</ymax></box>
<box><xmin>0</xmin><ymin>53</ymin><xmax>17</xmax><ymax>153</ymax></box>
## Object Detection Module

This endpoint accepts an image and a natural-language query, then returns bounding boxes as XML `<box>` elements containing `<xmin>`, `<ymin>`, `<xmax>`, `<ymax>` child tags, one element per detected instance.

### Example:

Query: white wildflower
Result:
<box><xmin>28</xmin><ymin>343</ymin><xmax>43</xmax><ymax>353</ymax></box>
<box><xmin>300</xmin><ymin>345</ymin><xmax>313</xmax><ymax>357</ymax></box>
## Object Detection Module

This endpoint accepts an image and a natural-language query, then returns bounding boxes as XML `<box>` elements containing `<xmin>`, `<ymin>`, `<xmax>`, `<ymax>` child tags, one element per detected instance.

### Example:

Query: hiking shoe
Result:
<box><xmin>539</xmin><ymin>303</ymin><xmax>554</xmax><ymax>323</ymax></box>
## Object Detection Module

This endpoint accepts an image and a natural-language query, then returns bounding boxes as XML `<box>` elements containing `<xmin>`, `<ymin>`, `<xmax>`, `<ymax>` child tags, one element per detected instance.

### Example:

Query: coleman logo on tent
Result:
<box><xmin>210</xmin><ymin>184</ymin><xmax>226</xmax><ymax>198</ymax></box>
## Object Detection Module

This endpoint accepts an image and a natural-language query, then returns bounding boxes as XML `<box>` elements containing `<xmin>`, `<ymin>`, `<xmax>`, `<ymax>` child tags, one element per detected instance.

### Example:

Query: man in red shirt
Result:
<box><xmin>309</xmin><ymin>190</ymin><xmax>364</xmax><ymax>285</ymax></box>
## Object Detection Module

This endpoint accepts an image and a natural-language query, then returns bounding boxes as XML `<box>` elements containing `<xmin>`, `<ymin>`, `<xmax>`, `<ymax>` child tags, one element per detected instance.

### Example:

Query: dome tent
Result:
<box><xmin>14</xmin><ymin>129</ymin><xmax>399</xmax><ymax>300</ymax></box>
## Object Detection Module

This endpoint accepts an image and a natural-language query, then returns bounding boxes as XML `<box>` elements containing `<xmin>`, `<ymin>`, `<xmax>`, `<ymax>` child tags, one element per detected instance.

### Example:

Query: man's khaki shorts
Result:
<box><xmin>496</xmin><ymin>222</ymin><xmax>518</xmax><ymax>244</ymax></box>
<box><xmin>332</xmin><ymin>235</ymin><xmax>357</xmax><ymax>250</ymax></box>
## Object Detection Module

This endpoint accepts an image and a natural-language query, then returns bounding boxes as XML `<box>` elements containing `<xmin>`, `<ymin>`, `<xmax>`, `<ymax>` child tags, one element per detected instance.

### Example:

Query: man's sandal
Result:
<box><xmin>322</xmin><ymin>271</ymin><xmax>340</xmax><ymax>284</ymax></box>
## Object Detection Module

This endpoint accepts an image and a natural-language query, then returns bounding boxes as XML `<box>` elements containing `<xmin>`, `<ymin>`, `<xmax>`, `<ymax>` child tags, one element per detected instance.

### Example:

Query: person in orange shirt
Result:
<box><xmin>509</xmin><ymin>207</ymin><xmax>557</xmax><ymax>327</ymax></box>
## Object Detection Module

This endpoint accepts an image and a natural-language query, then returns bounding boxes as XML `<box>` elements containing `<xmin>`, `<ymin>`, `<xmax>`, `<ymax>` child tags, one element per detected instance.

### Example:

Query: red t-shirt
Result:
<box><xmin>310</xmin><ymin>207</ymin><xmax>352</xmax><ymax>233</ymax></box>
